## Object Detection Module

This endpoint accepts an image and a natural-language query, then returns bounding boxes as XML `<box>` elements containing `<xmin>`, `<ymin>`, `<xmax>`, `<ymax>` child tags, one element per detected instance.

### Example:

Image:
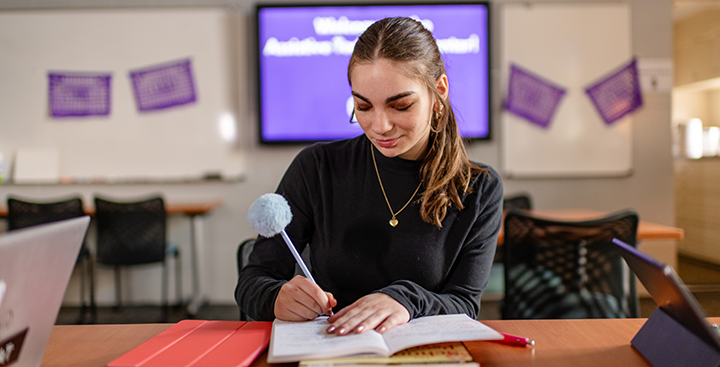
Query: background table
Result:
<box><xmin>42</xmin><ymin>317</ymin><xmax>720</xmax><ymax>367</ymax></box>
<box><xmin>0</xmin><ymin>200</ymin><xmax>222</xmax><ymax>315</ymax></box>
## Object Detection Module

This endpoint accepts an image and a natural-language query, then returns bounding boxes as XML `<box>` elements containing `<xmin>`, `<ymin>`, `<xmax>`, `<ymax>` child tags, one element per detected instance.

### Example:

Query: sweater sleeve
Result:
<box><xmin>375</xmin><ymin>167</ymin><xmax>504</xmax><ymax>319</ymax></box>
<box><xmin>235</xmin><ymin>148</ymin><xmax>317</xmax><ymax>321</ymax></box>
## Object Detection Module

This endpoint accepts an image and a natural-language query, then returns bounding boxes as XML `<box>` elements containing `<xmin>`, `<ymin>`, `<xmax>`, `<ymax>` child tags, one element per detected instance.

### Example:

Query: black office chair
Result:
<box><xmin>501</xmin><ymin>209</ymin><xmax>640</xmax><ymax>319</ymax></box>
<box><xmin>496</xmin><ymin>193</ymin><xmax>533</xmax><ymax>264</ymax></box>
<box><xmin>503</xmin><ymin>193</ymin><xmax>533</xmax><ymax>211</ymax></box>
<box><xmin>94</xmin><ymin>196</ymin><xmax>181</xmax><ymax>321</ymax></box>
<box><xmin>6</xmin><ymin>195</ymin><xmax>96</xmax><ymax>323</ymax></box>
<box><xmin>236</xmin><ymin>238</ymin><xmax>256</xmax><ymax>321</ymax></box>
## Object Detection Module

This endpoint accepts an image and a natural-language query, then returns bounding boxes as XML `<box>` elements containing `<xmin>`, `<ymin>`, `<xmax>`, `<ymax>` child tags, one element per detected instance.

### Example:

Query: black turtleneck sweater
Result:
<box><xmin>235</xmin><ymin>134</ymin><xmax>503</xmax><ymax>321</ymax></box>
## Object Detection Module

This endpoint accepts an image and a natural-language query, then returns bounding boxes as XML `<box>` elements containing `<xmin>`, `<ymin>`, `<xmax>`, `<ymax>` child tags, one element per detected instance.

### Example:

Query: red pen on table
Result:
<box><xmin>495</xmin><ymin>332</ymin><xmax>535</xmax><ymax>347</ymax></box>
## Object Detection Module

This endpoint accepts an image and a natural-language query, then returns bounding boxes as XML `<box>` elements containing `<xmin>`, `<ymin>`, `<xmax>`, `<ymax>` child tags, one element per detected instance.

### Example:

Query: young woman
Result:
<box><xmin>236</xmin><ymin>17</ymin><xmax>503</xmax><ymax>336</ymax></box>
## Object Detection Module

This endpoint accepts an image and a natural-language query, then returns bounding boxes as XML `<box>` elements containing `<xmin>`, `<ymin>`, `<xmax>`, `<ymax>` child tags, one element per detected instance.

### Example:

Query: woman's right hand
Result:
<box><xmin>274</xmin><ymin>275</ymin><xmax>337</xmax><ymax>321</ymax></box>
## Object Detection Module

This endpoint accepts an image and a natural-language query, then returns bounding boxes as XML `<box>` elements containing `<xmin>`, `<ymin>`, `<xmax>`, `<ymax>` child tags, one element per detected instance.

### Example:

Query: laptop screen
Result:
<box><xmin>0</xmin><ymin>217</ymin><xmax>90</xmax><ymax>367</ymax></box>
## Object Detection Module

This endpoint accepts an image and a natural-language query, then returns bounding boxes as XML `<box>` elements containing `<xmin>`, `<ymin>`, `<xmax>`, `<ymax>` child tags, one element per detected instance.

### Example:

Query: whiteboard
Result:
<box><xmin>0</xmin><ymin>8</ymin><xmax>244</xmax><ymax>182</ymax></box>
<box><xmin>501</xmin><ymin>3</ymin><xmax>633</xmax><ymax>178</ymax></box>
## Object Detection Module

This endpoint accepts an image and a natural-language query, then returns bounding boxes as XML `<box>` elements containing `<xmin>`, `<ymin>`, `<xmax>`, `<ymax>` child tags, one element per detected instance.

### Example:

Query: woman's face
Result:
<box><xmin>350</xmin><ymin>58</ymin><xmax>448</xmax><ymax>160</ymax></box>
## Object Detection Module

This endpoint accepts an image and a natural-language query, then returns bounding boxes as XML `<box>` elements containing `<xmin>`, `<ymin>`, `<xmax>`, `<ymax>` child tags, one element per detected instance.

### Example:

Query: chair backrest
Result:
<box><xmin>7</xmin><ymin>196</ymin><xmax>85</xmax><ymax>230</ymax></box>
<box><xmin>94</xmin><ymin>196</ymin><xmax>167</xmax><ymax>265</ymax></box>
<box><xmin>236</xmin><ymin>239</ymin><xmax>311</xmax><ymax>277</ymax></box>
<box><xmin>236</xmin><ymin>238</ymin><xmax>256</xmax><ymax>321</ymax></box>
<box><xmin>503</xmin><ymin>193</ymin><xmax>533</xmax><ymax>211</ymax></box>
<box><xmin>502</xmin><ymin>209</ymin><xmax>640</xmax><ymax>319</ymax></box>
<box><xmin>237</xmin><ymin>238</ymin><xmax>256</xmax><ymax>276</ymax></box>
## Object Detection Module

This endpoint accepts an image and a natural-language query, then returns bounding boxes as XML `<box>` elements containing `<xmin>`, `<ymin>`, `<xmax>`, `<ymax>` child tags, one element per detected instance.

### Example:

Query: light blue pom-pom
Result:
<box><xmin>247</xmin><ymin>193</ymin><xmax>293</xmax><ymax>237</ymax></box>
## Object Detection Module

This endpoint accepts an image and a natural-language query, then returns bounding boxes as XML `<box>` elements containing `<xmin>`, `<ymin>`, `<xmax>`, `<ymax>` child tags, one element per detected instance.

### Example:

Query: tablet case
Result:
<box><xmin>107</xmin><ymin>320</ymin><xmax>272</xmax><ymax>367</ymax></box>
<box><xmin>632</xmin><ymin>307</ymin><xmax>720</xmax><ymax>367</ymax></box>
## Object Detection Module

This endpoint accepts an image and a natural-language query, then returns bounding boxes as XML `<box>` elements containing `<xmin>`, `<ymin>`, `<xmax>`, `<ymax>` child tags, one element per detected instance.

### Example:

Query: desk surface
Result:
<box><xmin>498</xmin><ymin>209</ymin><xmax>685</xmax><ymax>243</ymax></box>
<box><xmin>41</xmin><ymin>317</ymin><xmax>719</xmax><ymax>367</ymax></box>
<box><xmin>0</xmin><ymin>200</ymin><xmax>221</xmax><ymax>217</ymax></box>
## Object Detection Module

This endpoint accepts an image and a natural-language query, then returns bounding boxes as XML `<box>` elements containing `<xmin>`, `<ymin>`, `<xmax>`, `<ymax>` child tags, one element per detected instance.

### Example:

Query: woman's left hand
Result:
<box><xmin>326</xmin><ymin>293</ymin><xmax>410</xmax><ymax>336</ymax></box>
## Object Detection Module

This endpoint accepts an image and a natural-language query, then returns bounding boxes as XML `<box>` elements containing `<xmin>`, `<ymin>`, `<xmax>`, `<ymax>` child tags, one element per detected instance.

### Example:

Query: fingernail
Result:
<box><xmin>337</xmin><ymin>328</ymin><xmax>346</xmax><ymax>335</ymax></box>
<box><xmin>355</xmin><ymin>326</ymin><xmax>364</xmax><ymax>333</ymax></box>
<box><xmin>327</xmin><ymin>326</ymin><xmax>336</xmax><ymax>333</ymax></box>
<box><xmin>377</xmin><ymin>326</ymin><xmax>386</xmax><ymax>333</ymax></box>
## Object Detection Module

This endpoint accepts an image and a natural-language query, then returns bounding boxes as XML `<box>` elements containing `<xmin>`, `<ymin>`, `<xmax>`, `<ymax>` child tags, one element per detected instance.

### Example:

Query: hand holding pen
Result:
<box><xmin>248</xmin><ymin>193</ymin><xmax>336</xmax><ymax>319</ymax></box>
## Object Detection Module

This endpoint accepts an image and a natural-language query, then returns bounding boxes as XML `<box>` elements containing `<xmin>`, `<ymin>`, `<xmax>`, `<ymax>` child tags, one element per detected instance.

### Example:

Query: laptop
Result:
<box><xmin>0</xmin><ymin>216</ymin><xmax>90</xmax><ymax>367</ymax></box>
<box><xmin>612</xmin><ymin>238</ymin><xmax>720</xmax><ymax>352</ymax></box>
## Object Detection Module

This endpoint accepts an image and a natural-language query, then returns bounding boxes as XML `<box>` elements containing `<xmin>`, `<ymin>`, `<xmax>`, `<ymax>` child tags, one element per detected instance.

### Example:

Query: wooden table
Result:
<box><xmin>498</xmin><ymin>209</ymin><xmax>685</xmax><ymax>244</ymax></box>
<box><xmin>0</xmin><ymin>200</ymin><xmax>222</xmax><ymax>316</ymax></box>
<box><xmin>42</xmin><ymin>317</ymin><xmax>719</xmax><ymax>367</ymax></box>
<box><xmin>0</xmin><ymin>201</ymin><xmax>221</xmax><ymax>217</ymax></box>
<box><xmin>168</xmin><ymin>201</ymin><xmax>223</xmax><ymax>315</ymax></box>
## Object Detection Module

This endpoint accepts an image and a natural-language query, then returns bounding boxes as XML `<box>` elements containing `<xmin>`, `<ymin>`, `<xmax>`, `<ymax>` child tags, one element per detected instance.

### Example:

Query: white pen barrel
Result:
<box><xmin>280</xmin><ymin>230</ymin><xmax>316</xmax><ymax>283</ymax></box>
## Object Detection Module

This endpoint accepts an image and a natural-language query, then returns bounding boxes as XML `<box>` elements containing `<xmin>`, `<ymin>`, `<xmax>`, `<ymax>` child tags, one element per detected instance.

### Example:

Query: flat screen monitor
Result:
<box><xmin>256</xmin><ymin>2</ymin><xmax>491</xmax><ymax>144</ymax></box>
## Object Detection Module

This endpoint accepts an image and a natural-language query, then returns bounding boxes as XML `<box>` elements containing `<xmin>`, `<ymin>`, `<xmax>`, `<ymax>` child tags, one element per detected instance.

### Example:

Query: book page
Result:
<box><xmin>382</xmin><ymin>314</ymin><xmax>503</xmax><ymax>354</ymax></box>
<box><xmin>268</xmin><ymin>317</ymin><xmax>390</xmax><ymax>363</ymax></box>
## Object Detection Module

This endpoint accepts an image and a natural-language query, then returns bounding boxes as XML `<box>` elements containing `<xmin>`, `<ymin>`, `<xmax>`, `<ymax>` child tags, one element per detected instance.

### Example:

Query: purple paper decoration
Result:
<box><xmin>48</xmin><ymin>73</ymin><xmax>111</xmax><ymax>117</ymax></box>
<box><xmin>129</xmin><ymin>59</ymin><xmax>197</xmax><ymax>112</ymax></box>
<box><xmin>585</xmin><ymin>58</ymin><xmax>643</xmax><ymax>125</ymax></box>
<box><xmin>504</xmin><ymin>64</ymin><xmax>566</xmax><ymax>129</ymax></box>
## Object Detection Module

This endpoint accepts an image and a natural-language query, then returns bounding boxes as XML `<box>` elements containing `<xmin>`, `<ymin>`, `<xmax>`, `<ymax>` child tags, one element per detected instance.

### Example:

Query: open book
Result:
<box><xmin>299</xmin><ymin>342</ymin><xmax>475</xmax><ymax>367</ymax></box>
<box><xmin>267</xmin><ymin>314</ymin><xmax>503</xmax><ymax>363</ymax></box>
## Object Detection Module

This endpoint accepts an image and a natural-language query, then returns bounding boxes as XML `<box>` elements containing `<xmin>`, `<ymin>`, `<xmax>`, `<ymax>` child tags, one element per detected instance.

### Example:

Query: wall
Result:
<box><xmin>674</xmin><ymin>8</ymin><xmax>720</xmax><ymax>86</ymax></box>
<box><xmin>675</xmin><ymin>158</ymin><xmax>720</xmax><ymax>264</ymax></box>
<box><xmin>673</xmin><ymin>88</ymin><xmax>713</xmax><ymax>125</ymax></box>
<box><xmin>673</xmin><ymin>9</ymin><xmax>720</xmax><ymax>128</ymax></box>
<box><xmin>672</xmin><ymin>8</ymin><xmax>720</xmax><ymax>263</ymax></box>
<box><xmin>672</xmin><ymin>9</ymin><xmax>720</xmax><ymax>126</ymax></box>
<box><xmin>0</xmin><ymin>9</ymin><xmax>245</xmax><ymax>182</ymax></box>
<box><xmin>0</xmin><ymin>0</ymin><xmax>675</xmax><ymax>306</ymax></box>
<box><xmin>494</xmin><ymin>0</ymin><xmax>674</xmax><ymax>223</ymax></box>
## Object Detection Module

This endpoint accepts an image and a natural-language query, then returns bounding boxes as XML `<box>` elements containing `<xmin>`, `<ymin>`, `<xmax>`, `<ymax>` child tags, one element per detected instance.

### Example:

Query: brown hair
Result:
<box><xmin>348</xmin><ymin>17</ymin><xmax>486</xmax><ymax>227</ymax></box>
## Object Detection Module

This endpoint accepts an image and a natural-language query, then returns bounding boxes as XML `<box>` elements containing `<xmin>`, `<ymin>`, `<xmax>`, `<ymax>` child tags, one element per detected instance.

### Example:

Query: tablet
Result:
<box><xmin>613</xmin><ymin>238</ymin><xmax>720</xmax><ymax>351</ymax></box>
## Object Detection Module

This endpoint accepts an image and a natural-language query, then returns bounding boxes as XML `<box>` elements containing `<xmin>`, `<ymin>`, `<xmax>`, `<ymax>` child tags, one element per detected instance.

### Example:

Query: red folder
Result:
<box><xmin>108</xmin><ymin>320</ymin><xmax>272</xmax><ymax>367</ymax></box>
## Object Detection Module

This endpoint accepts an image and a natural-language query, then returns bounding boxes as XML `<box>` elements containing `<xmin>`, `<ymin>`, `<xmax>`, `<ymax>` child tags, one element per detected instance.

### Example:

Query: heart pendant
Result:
<box><xmin>389</xmin><ymin>219</ymin><xmax>398</xmax><ymax>227</ymax></box>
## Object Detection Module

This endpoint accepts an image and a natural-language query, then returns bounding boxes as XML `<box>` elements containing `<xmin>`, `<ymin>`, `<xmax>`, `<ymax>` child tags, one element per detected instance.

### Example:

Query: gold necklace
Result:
<box><xmin>371</xmin><ymin>146</ymin><xmax>422</xmax><ymax>227</ymax></box>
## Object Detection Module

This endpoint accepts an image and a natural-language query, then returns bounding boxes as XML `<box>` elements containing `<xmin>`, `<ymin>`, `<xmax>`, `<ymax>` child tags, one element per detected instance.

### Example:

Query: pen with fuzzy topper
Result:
<box><xmin>247</xmin><ymin>193</ymin><xmax>315</xmax><ymax>283</ymax></box>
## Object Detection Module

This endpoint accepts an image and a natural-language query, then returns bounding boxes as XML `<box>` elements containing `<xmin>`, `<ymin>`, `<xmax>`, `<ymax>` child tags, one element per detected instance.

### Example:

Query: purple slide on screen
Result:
<box><xmin>257</xmin><ymin>3</ymin><xmax>490</xmax><ymax>143</ymax></box>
